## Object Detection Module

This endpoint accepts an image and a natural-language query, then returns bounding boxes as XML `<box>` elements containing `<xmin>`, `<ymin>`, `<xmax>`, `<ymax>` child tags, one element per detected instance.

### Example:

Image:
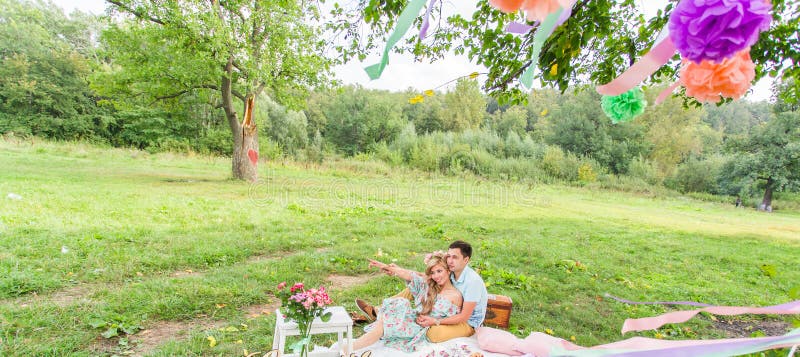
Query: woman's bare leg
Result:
<box><xmin>352</xmin><ymin>318</ymin><xmax>384</xmax><ymax>352</ymax></box>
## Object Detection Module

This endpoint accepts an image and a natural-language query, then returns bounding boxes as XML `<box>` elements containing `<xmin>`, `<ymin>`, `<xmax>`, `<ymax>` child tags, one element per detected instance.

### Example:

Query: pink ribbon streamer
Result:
<box><xmin>418</xmin><ymin>0</ymin><xmax>439</xmax><ymax>40</ymax></box>
<box><xmin>655</xmin><ymin>81</ymin><xmax>681</xmax><ymax>105</ymax></box>
<box><xmin>477</xmin><ymin>327</ymin><xmax>800</xmax><ymax>357</ymax></box>
<box><xmin>622</xmin><ymin>300</ymin><xmax>800</xmax><ymax>334</ymax></box>
<box><xmin>596</xmin><ymin>38</ymin><xmax>677</xmax><ymax>96</ymax></box>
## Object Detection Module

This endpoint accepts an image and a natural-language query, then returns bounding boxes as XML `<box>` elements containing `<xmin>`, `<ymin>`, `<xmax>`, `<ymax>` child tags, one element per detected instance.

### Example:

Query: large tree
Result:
<box><xmin>96</xmin><ymin>0</ymin><xmax>329</xmax><ymax>181</ymax></box>
<box><xmin>723</xmin><ymin>111</ymin><xmax>800</xmax><ymax>211</ymax></box>
<box><xmin>335</xmin><ymin>0</ymin><xmax>799</xmax><ymax>104</ymax></box>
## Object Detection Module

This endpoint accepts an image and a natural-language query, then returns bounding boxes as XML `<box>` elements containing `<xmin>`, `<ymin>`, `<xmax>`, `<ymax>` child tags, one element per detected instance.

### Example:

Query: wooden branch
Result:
<box><xmin>149</xmin><ymin>84</ymin><xmax>222</xmax><ymax>103</ymax></box>
<box><xmin>106</xmin><ymin>0</ymin><xmax>166</xmax><ymax>25</ymax></box>
<box><xmin>488</xmin><ymin>60</ymin><xmax>533</xmax><ymax>91</ymax></box>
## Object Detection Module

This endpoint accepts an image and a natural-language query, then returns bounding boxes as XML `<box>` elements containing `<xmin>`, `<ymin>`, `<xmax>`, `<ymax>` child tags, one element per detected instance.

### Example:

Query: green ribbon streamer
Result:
<box><xmin>364</xmin><ymin>0</ymin><xmax>427</xmax><ymax>80</ymax></box>
<box><xmin>520</xmin><ymin>7</ymin><xmax>564</xmax><ymax>89</ymax></box>
<box><xmin>290</xmin><ymin>336</ymin><xmax>311</xmax><ymax>354</ymax></box>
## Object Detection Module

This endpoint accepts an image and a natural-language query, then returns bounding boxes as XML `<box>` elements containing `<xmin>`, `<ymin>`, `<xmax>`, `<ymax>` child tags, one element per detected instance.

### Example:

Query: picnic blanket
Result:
<box><xmin>325</xmin><ymin>336</ymin><xmax>514</xmax><ymax>357</ymax></box>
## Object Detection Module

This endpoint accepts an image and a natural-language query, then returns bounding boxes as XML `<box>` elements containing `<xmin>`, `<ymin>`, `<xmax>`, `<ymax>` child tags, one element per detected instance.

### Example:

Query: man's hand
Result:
<box><xmin>415</xmin><ymin>315</ymin><xmax>437</xmax><ymax>327</ymax></box>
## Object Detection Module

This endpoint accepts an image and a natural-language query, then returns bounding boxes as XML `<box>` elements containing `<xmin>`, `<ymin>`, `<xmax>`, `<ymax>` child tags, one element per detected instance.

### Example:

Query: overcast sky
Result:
<box><xmin>52</xmin><ymin>0</ymin><xmax>772</xmax><ymax>101</ymax></box>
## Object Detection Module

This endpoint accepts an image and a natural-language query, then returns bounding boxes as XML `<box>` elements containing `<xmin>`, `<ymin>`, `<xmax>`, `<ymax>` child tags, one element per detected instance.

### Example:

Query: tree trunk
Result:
<box><xmin>759</xmin><ymin>177</ymin><xmax>773</xmax><ymax>212</ymax></box>
<box><xmin>231</xmin><ymin>121</ymin><xmax>259</xmax><ymax>182</ymax></box>
<box><xmin>221</xmin><ymin>58</ymin><xmax>258</xmax><ymax>182</ymax></box>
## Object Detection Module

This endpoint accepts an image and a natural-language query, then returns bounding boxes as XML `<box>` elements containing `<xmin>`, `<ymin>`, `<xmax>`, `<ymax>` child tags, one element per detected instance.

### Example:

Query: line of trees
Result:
<box><xmin>1</xmin><ymin>0</ymin><xmax>798</xmax><ymax>210</ymax></box>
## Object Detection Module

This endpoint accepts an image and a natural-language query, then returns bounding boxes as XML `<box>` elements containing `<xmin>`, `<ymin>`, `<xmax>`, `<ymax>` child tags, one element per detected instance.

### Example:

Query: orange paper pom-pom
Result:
<box><xmin>490</xmin><ymin>0</ymin><xmax>573</xmax><ymax>21</ymax></box>
<box><xmin>680</xmin><ymin>50</ymin><xmax>755</xmax><ymax>103</ymax></box>
<box><xmin>523</xmin><ymin>0</ymin><xmax>562</xmax><ymax>21</ymax></box>
<box><xmin>490</xmin><ymin>0</ymin><xmax>526</xmax><ymax>13</ymax></box>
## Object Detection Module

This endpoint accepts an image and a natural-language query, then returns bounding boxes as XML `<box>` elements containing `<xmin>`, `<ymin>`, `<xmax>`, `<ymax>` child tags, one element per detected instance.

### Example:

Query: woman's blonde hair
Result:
<box><xmin>419</xmin><ymin>250</ymin><xmax>449</xmax><ymax>315</ymax></box>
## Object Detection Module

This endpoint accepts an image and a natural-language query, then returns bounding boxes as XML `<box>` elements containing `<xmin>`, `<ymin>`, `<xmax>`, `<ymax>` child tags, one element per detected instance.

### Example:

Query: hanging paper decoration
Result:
<box><xmin>601</xmin><ymin>87</ymin><xmax>647</xmax><ymax>124</ymax></box>
<box><xmin>490</xmin><ymin>0</ymin><xmax>572</xmax><ymax>22</ymax></box>
<box><xmin>364</xmin><ymin>0</ymin><xmax>427</xmax><ymax>80</ymax></box>
<box><xmin>679</xmin><ymin>49</ymin><xmax>756</xmax><ymax>103</ymax></box>
<box><xmin>519</xmin><ymin>7</ymin><xmax>565</xmax><ymax>88</ymax></box>
<box><xmin>407</xmin><ymin>71</ymin><xmax>485</xmax><ymax>104</ymax></box>
<box><xmin>596</xmin><ymin>0</ymin><xmax>772</xmax><ymax>104</ymax></box>
<box><xmin>489</xmin><ymin>0</ymin><xmax>576</xmax><ymax>88</ymax></box>
<box><xmin>595</xmin><ymin>36</ymin><xmax>677</xmax><ymax>96</ymax></box>
<box><xmin>247</xmin><ymin>149</ymin><xmax>258</xmax><ymax>166</ymax></box>
<box><xmin>490</xmin><ymin>0</ymin><xmax>526</xmax><ymax>13</ymax></box>
<box><xmin>418</xmin><ymin>0</ymin><xmax>439</xmax><ymax>40</ymax></box>
<box><xmin>668</xmin><ymin>0</ymin><xmax>772</xmax><ymax>63</ymax></box>
<box><xmin>408</xmin><ymin>94</ymin><xmax>425</xmax><ymax>104</ymax></box>
<box><xmin>505</xmin><ymin>21</ymin><xmax>535</xmax><ymax>34</ymax></box>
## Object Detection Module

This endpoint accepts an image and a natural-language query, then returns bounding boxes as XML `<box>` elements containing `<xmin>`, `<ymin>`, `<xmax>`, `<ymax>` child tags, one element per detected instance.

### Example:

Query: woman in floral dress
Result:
<box><xmin>351</xmin><ymin>251</ymin><xmax>462</xmax><ymax>353</ymax></box>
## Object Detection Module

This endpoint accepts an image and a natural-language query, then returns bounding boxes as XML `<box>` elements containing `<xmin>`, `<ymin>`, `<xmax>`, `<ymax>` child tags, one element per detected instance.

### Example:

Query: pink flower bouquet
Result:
<box><xmin>276</xmin><ymin>282</ymin><xmax>333</xmax><ymax>357</ymax></box>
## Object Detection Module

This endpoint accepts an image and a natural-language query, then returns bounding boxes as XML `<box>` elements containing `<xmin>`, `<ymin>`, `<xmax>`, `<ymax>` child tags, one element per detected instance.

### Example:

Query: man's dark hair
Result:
<box><xmin>449</xmin><ymin>240</ymin><xmax>472</xmax><ymax>258</ymax></box>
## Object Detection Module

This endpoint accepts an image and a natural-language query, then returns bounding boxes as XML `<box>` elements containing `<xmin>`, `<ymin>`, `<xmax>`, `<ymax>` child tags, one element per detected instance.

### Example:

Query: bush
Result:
<box><xmin>443</xmin><ymin>144</ymin><xmax>478</xmax><ymax>174</ymax></box>
<box><xmin>196</xmin><ymin>128</ymin><xmax>232</xmax><ymax>156</ymax></box>
<box><xmin>578</xmin><ymin>163</ymin><xmax>597</xmax><ymax>183</ymax></box>
<box><xmin>541</xmin><ymin>145</ymin><xmax>566</xmax><ymax>178</ymax></box>
<box><xmin>259</xmin><ymin>138</ymin><xmax>283</xmax><ymax>161</ymax></box>
<box><xmin>666</xmin><ymin>157</ymin><xmax>722</xmax><ymax>193</ymax></box>
<box><xmin>628</xmin><ymin>156</ymin><xmax>662</xmax><ymax>185</ymax></box>
<box><xmin>408</xmin><ymin>137</ymin><xmax>446</xmax><ymax>172</ymax></box>
<box><xmin>156</xmin><ymin>138</ymin><xmax>193</xmax><ymax>153</ymax></box>
<box><xmin>520</xmin><ymin>135</ymin><xmax>546</xmax><ymax>159</ymax></box>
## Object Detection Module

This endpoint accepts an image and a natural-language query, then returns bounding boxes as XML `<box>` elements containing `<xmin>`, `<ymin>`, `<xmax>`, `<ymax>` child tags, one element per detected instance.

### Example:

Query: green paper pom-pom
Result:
<box><xmin>601</xmin><ymin>88</ymin><xmax>648</xmax><ymax>124</ymax></box>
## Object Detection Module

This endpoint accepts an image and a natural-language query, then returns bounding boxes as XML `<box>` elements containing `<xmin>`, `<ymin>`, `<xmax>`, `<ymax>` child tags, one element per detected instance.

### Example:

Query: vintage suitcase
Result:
<box><xmin>484</xmin><ymin>294</ymin><xmax>512</xmax><ymax>328</ymax></box>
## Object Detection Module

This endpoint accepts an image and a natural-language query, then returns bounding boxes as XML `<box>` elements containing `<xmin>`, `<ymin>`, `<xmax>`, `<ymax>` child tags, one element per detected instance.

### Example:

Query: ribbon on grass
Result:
<box><xmin>478</xmin><ymin>327</ymin><xmax>800</xmax><ymax>357</ymax></box>
<box><xmin>622</xmin><ymin>300</ymin><xmax>800</xmax><ymax>334</ymax></box>
<box><xmin>419</xmin><ymin>0</ymin><xmax>439</xmax><ymax>40</ymax></box>
<box><xmin>520</xmin><ymin>7</ymin><xmax>564</xmax><ymax>88</ymax></box>
<box><xmin>604</xmin><ymin>293</ymin><xmax>713</xmax><ymax>307</ymax></box>
<box><xmin>548</xmin><ymin>328</ymin><xmax>800</xmax><ymax>357</ymax></box>
<box><xmin>364</xmin><ymin>0</ymin><xmax>427</xmax><ymax>80</ymax></box>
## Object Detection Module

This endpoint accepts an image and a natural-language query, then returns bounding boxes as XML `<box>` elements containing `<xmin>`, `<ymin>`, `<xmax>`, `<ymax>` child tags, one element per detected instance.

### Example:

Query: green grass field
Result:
<box><xmin>1</xmin><ymin>138</ymin><xmax>799</xmax><ymax>356</ymax></box>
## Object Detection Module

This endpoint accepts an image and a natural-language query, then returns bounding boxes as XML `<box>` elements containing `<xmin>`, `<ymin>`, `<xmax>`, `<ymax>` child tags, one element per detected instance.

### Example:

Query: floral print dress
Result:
<box><xmin>365</xmin><ymin>273</ymin><xmax>461</xmax><ymax>352</ymax></box>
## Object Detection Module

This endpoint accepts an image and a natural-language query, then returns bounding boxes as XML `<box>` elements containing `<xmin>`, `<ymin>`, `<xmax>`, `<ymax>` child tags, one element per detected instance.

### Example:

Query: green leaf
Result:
<box><xmin>101</xmin><ymin>327</ymin><xmax>119</xmax><ymax>339</ymax></box>
<box><xmin>788</xmin><ymin>285</ymin><xmax>800</xmax><ymax>300</ymax></box>
<box><xmin>320</xmin><ymin>311</ymin><xmax>332</xmax><ymax>322</ymax></box>
<box><xmin>122</xmin><ymin>324</ymin><xmax>141</xmax><ymax>335</ymax></box>
<box><xmin>89</xmin><ymin>319</ymin><xmax>107</xmax><ymax>329</ymax></box>
<box><xmin>759</xmin><ymin>264</ymin><xmax>777</xmax><ymax>278</ymax></box>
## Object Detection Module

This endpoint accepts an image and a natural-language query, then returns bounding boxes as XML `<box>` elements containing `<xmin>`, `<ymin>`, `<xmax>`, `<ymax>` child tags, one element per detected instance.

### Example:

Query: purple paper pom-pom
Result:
<box><xmin>669</xmin><ymin>0</ymin><xmax>772</xmax><ymax>63</ymax></box>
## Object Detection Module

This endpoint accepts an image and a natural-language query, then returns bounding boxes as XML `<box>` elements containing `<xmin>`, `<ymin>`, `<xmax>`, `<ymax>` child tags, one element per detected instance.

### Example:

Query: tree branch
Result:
<box><xmin>150</xmin><ymin>84</ymin><xmax>224</xmax><ymax>103</ymax></box>
<box><xmin>488</xmin><ymin>60</ymin><xmax>534</xmax><ymax>91</ymax></box>
<box><xmin>106</xmin><ymin>0</ymin><xmax>166</xmax><ymax>25</ymax></box>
